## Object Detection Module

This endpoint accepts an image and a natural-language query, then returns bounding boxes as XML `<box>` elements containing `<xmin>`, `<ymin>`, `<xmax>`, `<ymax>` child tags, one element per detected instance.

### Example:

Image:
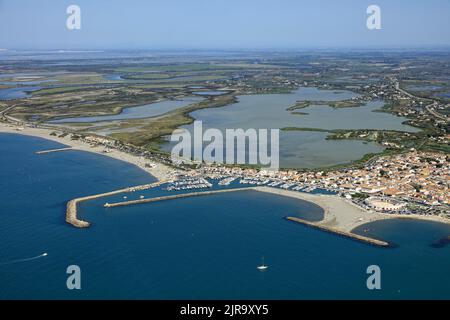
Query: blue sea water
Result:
<box><xmin>0</xmin><ymin>133</ymin><xmax>449</xmax><ymax>299</ymax></box>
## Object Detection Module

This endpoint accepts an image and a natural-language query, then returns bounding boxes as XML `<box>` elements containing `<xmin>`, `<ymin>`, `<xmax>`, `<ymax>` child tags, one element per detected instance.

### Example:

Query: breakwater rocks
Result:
<box><xmin>104</xmin><ymin>188</ymin><xmax>249</xmax><ymax>208</ymax></box>
<box><xmin>286</xmin><ymin>216</ymin><xmax>390</xmax><ymax>247</ymax></box>
<box><xmin>35</xmin><ymin>147</ymin><xmax>73</xmax><ymax>154</ymax></box>
<box><xmin>66</xmin><ymin>181</ymin><xmax>166</xmax><ymax>228</ymax></box>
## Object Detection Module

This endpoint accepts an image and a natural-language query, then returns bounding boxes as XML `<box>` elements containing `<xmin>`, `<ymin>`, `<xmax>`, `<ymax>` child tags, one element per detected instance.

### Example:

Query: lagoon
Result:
<box><xmin>0</xmin><ymin>86</ymin><xmax>43</xmax><ymax>100</ymax></box>
<box><xmin>49</xmin><ymin>96</ymin><xmax>203</xmax><ymax>123</ymax></box>
<box><xmin>163</xmin><ymin>87</ymin><xmax>417</xmax><ymax>168</ymax></box>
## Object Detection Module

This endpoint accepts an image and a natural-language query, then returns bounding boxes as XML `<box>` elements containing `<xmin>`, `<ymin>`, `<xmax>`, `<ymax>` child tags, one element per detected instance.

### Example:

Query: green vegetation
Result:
<box><xmin>53</xmin><ymin>73</ymin><xmax>106</xmax><ymax>85</ymax></box>
<box><xmin>33</xmin><ymin>86</ymin><xmax>95</xmax><ymax>96</ymax></box>
<box><xmin>400</xmin><ymin>79</ymin><xmax>450</xmax><ymax>103</ymax></box>
<box><xmin>291</xmin><ymin>111</ymin><xmax>309</xmax><ymax>115</ymax></box>
<box><xmin>287</xmin><ymin>99</ymin><xmax>364</xmax><ymax>112</ymax></box>
<box><xmin>281</xmin><ymin>127</ymin><xmax>332</xmax><ymax>133</ymax></box>
<box><xmin>351</xmin><ymin>193</ymin><xmax>370</xmax><ymax>200</ymax></box>
<box><xmin>125</xmin><ymin>75</ymin><xmax>228</xmax><ymax>83</ymax></box>
<box><xmin>114</xmin><ymin>62</ymin><xmax>283</xmax><ymax>73</ymax></box>
<box><xmin>2</xmin><ymin>51</ymin><xmax>447</xmax><ymax>172</ymax></box>
<box><xmin>110</xmin><ymin>95</ymin><xmax>237</xmax><ymax>151</ymax></box>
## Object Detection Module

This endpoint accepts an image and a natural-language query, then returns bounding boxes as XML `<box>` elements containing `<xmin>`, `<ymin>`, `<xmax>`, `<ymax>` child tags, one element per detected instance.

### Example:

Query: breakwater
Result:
<box><xmin>35</xmin><ymin>147</ymin><xmax>73</xmax><ymax>154</ymax></box>
<box><xmin>104</xmin><ymin>188</ymin><xmax>250</xmax><ymax>208</ymax></box>
<box><xmin>286</xmin><ymin>216</ymin><xmax>390</xmax><ymax>247</ymax></box>
<box><xmin>66</xmin><ymin>181</ymin><xmax>166</xmax><ymax>228</ymax></box>
<box><xmin>66</xmin><ymin>184</ymin><xmax>392</xmax><ymax>247</ymax></box>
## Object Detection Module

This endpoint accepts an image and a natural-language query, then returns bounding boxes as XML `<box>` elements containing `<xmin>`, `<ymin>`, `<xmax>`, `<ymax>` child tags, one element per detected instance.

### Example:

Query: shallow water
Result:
<box><xmin>406</xmin><ymin>85</ymin><xmax>443</xmax><ymax>92</ymax></box>
<box><xmin>184</xmin><ymin>87</ymin><xmax>417</xmax><ymax>131</ymax></box>
<box><xmin>0</xmin><ymin>86</ymin><xmax>43</xmax><ymax>100</ymax></box>
<box><xmin>49</xmin><ymin>97</ymin><xmax>203</xmax><ymax>123</ymax></box>
<box><xmin>163</xmin><ymin>87</ymin><xmax>418</xmax><ymax>168</ymax></box>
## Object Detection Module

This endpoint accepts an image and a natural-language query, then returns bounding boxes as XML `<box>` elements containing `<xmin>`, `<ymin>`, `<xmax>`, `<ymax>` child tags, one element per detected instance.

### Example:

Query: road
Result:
<box><xmin>394</xmin><ymin>80</ymin><xmax>448</xmax><ymax>122</ymax></box>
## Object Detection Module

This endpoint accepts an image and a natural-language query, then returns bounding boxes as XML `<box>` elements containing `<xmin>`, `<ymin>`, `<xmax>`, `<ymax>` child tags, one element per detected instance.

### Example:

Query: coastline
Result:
<box><xmin>66</xmin><ymin>181</ymin><xmax>166</xmax><ymax>228</ymax></box>
<box><xmin>253</xmin><ymin>186</ymin><xmax>450</xmax><ymax>237</ymax></box>
<box><xmin>0</xmin><ymin>121</ymin><xmax>174</xmax><ymax>182</ymax></box>
<box><xmin>1</xmin><ymin>120</ymin><xmax>448</xmax><ymax>243</ymax></box>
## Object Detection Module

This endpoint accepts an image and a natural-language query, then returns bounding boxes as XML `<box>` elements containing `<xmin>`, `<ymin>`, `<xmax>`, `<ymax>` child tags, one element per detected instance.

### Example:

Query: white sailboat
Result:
<box><xmin>257</xmin><ymin>256</ymin><xmax>268</xmax><ymax>271</ymax></box>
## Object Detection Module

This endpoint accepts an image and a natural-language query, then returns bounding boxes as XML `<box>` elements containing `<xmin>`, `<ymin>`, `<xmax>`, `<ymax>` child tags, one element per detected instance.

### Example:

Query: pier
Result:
<box><xmin>99</xmin><ymin>187</ymin><xmax>391</xmax><ymax>246</ymax></box>
<box><xmin>104</xmin><ymin>188</ymin><xmax>249</xmax><ymax>208</ymax></box>
<box><xmin>35</xmin><ymin>147</ymin><xmax>73</xmax><ymax>154</ymax></box>
<box><xmin>286</xmin><ymin>216</ymin><xmax>390</xmax><ymax>247</ymax></box>
<box><xmin>65</xmin><ymin>181</ymin><xmax>166</xmax><ymax>228</ymax></box>
<box><xmin>65</xmin><ymin>184</ymin><xmax>407</xmax><ymax>247</ymax></box>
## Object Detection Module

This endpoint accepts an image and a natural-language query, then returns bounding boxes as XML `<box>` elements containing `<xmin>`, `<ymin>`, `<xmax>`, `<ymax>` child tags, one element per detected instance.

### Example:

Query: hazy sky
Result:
<box><xmin>0</xmin><ymin>0</ymin><xmax>449</xmax><ymax>49</ymax></box>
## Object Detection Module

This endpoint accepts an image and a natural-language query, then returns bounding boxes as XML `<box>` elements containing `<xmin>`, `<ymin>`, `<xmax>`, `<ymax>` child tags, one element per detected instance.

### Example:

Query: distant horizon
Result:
<box><xmin>2</xmin><ymin>45</ymin><xmax>450</xmax><ymax>52</ymax></box>
<box><xmin>1</xmin><ymin>0</ymin><xmax>450</xmax><ymax>50</ymax></box>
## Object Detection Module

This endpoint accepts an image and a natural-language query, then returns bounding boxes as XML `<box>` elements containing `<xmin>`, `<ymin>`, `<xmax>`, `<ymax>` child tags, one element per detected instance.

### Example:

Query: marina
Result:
<box><xmin>0</xmin><ymin>44</ymin><xmax>448</xmax><ymax>300</ymax></box>
<box><xmin>62</xmin><ymin>171</ymin><xmax>419</xmax><ymax>249</ymax></box>
<box><xmin>218</xmin><ymin>177</ymin><xmax>237</xmax><ymax>186</ymax></box>
<box><xmin>1</xmin><ymin>124</ymin><xmax>449</xmax><ymax>300</ymax></box>
<box><xmin>103</xmin><ymin>188</ymin><xmax>249</xmax><ymax>208</ymax></box>
<box><xmin>165</xmin><ymin>178</ymin><xmax>212</xmax><ymax>191</ymax></box>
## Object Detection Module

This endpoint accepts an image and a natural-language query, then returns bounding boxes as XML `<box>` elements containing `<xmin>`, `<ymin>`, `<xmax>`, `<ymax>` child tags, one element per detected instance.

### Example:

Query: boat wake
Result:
<box><xmin>0</xmin><ymin>252</ymin><xmax>48</xmax><ymax>266</ymax></box>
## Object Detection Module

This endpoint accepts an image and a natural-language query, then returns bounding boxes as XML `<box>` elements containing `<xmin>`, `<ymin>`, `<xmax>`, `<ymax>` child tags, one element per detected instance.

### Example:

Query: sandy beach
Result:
<box><xmin>254</xmin><ymin>186</ymin><xmax>450</xmax><ymax>232</ymax></box>
<box><xmin>1</xmin><ymin>120</ymin><xmax>449</xmax><ymax>236</ymax></box>
<box><xmin>0</xmin><ymin>121</ymin><xmax>175</xmax><ymax>181</ymax></box>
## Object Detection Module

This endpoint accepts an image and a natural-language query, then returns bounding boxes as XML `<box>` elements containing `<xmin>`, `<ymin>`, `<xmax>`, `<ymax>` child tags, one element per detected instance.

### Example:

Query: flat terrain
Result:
<box><xmin>1</xmin><ymin>50</ymin><xmax>448</xmax><ymax>167</ymax></box>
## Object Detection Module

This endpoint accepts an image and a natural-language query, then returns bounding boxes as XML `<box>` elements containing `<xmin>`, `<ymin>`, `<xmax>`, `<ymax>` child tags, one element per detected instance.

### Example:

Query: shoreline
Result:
<box><xmin>66</xmin><ymin>181</ymin><xmax>166</xmax><ymax>228</ymax></box>
<box><xmin>253</xmin><ymin>186</ymin><xmax>450</xmax><ymax>235</ymax></box>
<box><xmin>285</xmin><ymin>217</ymin><xmax>390</xmax><ymax>247</ymax></box>
<box><xmin>1</xmin><ymin>120</ymin><xmax>448</xmax><ymax>243</ymax></box>
<box><xmin>0</xmin><ymin>121</ymin><xmax>174</xmax><ymax>182</ymax></box>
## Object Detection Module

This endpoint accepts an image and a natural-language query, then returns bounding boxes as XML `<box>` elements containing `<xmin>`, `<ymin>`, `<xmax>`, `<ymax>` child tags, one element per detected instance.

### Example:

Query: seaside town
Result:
<box><xmin>65</xmin><ymin>131</ymin><xmax>450</xmax><ymax>222</ymax></box>
<box><xmin>1</xmin><ymin>66</ymin><xmax>449</xmax><ymax>223</ymax></box>
<box><xmin>3</xmin><ymin>0</ymin><xmax>450</xmax><ymax>302</ymax></box>
<box><xmin>3</xmin><ymin>121</ymin><xmax>447</xmax><ymax>221</ymax></box>
<box><xmin>198</xmin><ymin>151</ymin><xmax>449</xmax><ymax>218</ymax></box>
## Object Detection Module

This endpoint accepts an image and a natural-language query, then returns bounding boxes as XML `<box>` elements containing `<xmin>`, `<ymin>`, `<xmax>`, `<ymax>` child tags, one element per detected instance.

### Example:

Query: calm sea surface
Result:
<box><xmin>0</xmin><ymin>133</ymin><xmax>449</xmax><ymax>299</ymax></box>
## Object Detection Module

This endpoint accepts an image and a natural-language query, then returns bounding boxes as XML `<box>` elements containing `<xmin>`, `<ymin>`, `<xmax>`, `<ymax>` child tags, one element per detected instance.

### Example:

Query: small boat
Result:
<box><xmin>257</xmin><ymin>257</ymin><xmax>268</xmax><ymax>271</ymax></box>
<box><xmin>139</xmin><ymin>195</ymin><xmax>145</xmax><ymax>199</ymax></box>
